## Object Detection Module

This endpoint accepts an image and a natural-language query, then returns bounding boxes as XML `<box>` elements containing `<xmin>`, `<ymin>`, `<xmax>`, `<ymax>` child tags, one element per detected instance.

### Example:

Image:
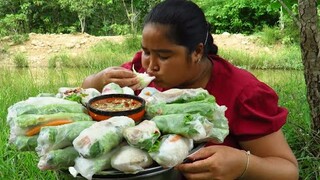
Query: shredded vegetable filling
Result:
<box><xmin>92</xmin><ymin>98</ymin><xmax>141</xmax><ymax>112</ymax></box>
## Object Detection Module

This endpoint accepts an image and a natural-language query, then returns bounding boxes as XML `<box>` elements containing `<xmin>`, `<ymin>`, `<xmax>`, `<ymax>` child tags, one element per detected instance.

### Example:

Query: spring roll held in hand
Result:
<box><xmin>82</xmin><ymin>67</ymin><xmax>141</xmax><ymax>92</ymax></box>
<box><xmin>73</xmin><ymin>116</ymin><xmax>135</xmax><ymax>158</ymax></box>
<box><xmin>36</xmin><ymin>121</ymin><xmax>95</xmax><ymax>156</ymax></box>
<box><xmin>123</xmin><ymin>120</ymin><xmax>161</xmax><ymax>151</ymax></box>
<box><xmin>149</xmin><ymin>134</ymin><xmax>193</xmax><ymax>168</ymax></box>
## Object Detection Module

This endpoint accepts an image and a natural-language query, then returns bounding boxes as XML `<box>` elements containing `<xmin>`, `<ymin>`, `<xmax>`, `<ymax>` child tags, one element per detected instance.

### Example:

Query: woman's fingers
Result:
<box><xmin>107</xmin><ymin>67</ymin><xmax>136</xmax><ymax>78</ymax></box>
<box><xmin>101</xmin><ymin>67</ymin><xmax>140</xmax><ymax>88</ymax></box>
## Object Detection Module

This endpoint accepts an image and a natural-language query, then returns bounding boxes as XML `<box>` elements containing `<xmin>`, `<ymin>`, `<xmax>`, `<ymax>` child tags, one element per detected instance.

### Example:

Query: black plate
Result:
<box><xmin>92</xmin><ymin>164</ymin><xmax>171</xmax><ymax>178</ymax></box>
<box><xmin>92</xmin><ymin>142</ymin><xmax>206</xmax><ymax>178</ymax></box>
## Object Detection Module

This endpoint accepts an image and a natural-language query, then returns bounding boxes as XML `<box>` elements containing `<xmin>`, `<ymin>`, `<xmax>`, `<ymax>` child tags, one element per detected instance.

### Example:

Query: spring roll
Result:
<box><xmin>111</xmin><ymin>145</ymin><xmax>153</xmax><ymax>174</ymax></box>
<box><xmin>36</xmin><ymin>121</ymin><xmax>95</xmax><ymax>156</ymax></box>
<box><xmin>56</xmin><ymin>87</ymin><xmax>101</xmax><ymax>104</ymax></box>
<box><xmin>73</xmin><ymin>116</ymin><xmax>135</xmax><ymax>158</ymax></box>
<box><xmin>151</xmin><ymin>113</ymin><xmax>206</xmax><ymax>141</ymax></box>
<box><xmin>102</xmin><ymin>82</ymin><xmax>124</xmax><ymax>95</ymax></box>
<box><xmin>7</xmin><ymin>97</ymin><xmax>85</xmax><ymax>125</ymax></box>
<box><xmin>123</xmin><ymin>120</ymin><xmax>160</xmax><ymax>151</ymax></box>
<box><xmin>132</xmin><ymin>65</ymin><xmax>155</xmax><ymax>89</ymax></box>
<box><xmin>69</xmin><ymin>147</ymin><xmax>119</xmax><ymax>180</ymax></box>
<box><xmin>146</xmin><ymin>100</ymin><xmax>216</xmax><ymax>119</ymax></box>
<box><xmin>146</xmin><ymin>88</ymin><xmax>211</xmax><ymax>104</ymax></box>
<box><xmin>38</xmin><ymin>146</ymin><xmax>79</xmax><ymax>170</ymax></box>
<box><xmin>149</xmin><ymin>134</ymin><xmax>193</xmax><ymax>168</ymax></box>
<box><xmin>9</xmin><ymin>112</ymin><xmax>92</xmax><ymax>140</ymax></box>
<box><xmin>11</xmin><ymin>135</ymin><xmax>38</xmax><ymax>151</ymax></box>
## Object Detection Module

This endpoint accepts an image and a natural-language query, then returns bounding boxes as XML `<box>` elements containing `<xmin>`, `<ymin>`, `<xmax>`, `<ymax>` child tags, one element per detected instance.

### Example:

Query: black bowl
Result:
<box><xmin>87</xmin><ymin>94</ymin><xmax>146</xmax><ymax>122</ymax></box>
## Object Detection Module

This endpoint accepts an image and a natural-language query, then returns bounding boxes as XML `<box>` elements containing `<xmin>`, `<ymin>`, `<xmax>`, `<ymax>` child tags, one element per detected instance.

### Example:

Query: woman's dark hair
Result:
<box><xmin>143</xmin><ymin>0</ymin><xmax>218</xmax><ymax>56</ymax></box>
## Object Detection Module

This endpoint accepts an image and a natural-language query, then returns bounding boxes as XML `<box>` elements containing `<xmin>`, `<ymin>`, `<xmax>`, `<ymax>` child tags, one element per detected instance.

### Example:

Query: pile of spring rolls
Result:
<box><xmin>6</xmin><ymin>86</ymin><xmax>229</xmax><ymax>180</ymax></box>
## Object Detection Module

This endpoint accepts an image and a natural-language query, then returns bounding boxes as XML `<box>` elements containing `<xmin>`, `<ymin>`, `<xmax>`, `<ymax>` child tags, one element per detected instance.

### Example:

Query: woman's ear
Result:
<box><xmin>192</xmin><ymin>43</ymin><xmax>204</xmax><ymax>63</ymax></box>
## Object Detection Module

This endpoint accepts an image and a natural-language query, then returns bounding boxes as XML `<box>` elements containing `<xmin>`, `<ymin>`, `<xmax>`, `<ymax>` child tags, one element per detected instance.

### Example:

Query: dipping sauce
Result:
<box><xmin>91</xmin><ymin>97</ymin><xmax>142</xmax><ymax>112</ymax></box>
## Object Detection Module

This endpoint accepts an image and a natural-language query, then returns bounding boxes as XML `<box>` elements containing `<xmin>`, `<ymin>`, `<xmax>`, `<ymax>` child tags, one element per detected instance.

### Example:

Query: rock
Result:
<box><xmin>65</xmin><ymin>43</ymin><xmax>75</xmax><ymax>49</ymax></box>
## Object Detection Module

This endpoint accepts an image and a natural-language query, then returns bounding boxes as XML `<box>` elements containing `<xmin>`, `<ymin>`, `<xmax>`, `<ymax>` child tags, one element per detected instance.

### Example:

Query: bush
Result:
<box><xmin>13</xmin><ymin>52</ymin><xmax>28</xmax><ymax>68</ymax></box>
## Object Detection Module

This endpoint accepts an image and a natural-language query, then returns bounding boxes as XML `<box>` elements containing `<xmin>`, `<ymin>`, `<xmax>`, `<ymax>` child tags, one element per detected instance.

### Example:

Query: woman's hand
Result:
<box><xmin>175</xmin><ymin>145</ymin><xmax>247</xmax><ymax>180</ymax></box>
<box><xmin>82</xmin><ymin>67</ymin><xmax>140</xmax><ymax>92</ymax></box>
<box><xmin>176</xmin><ymin>131</ymin><xmax>299</xmax><ymax>180</ymax></box>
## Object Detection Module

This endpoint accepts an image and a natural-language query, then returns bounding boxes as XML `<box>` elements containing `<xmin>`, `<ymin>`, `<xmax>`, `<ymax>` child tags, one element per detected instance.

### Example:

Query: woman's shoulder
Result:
<box><xmin>121</xmin><ymin>51</ymin><xmax>144</xmax><ymax>72</ymax></box>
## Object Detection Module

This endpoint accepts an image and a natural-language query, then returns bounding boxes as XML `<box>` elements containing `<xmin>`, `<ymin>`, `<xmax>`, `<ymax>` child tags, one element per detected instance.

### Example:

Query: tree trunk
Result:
<box><xmin>79</xmin><ymin>15</ymin><xmax>86</xmax><ymax>33</ymax></box>
<box><xmin>298</xmin><ymin>0</ymin><xmax>320</xmax><ymax>131</ymax></box>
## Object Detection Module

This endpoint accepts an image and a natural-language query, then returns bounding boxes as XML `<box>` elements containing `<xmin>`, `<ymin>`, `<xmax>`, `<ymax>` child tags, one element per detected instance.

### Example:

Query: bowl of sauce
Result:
<box><xmin>87</xmin><ymin>94</ymin><xmax>146</xmax><ymax>122</ymax></box>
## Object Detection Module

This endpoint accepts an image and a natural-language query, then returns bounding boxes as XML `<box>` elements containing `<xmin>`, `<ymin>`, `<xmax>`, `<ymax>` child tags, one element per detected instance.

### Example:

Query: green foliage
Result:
<box><xmin>57</xmin><ymin>0</ymin><xmax>98</xmax><ymax>33</ymax></box>
<box><xmin>256</xmin><ymin>25</ymin><xmax>299</xmax><ymax>45</ymax></box>
<box><xmin>13</xmin><ymin>52</ymin><xmax>29</xmax><ymax>68</ymax></box>
<box><xmin>195</xmin><ymin>0</ymin><xmax>279</xmax><ymax>34</ymax></box>
<box><xmin>257</xmin><ymin>26</ymin><xmax>282</xmax><ymax>45</ymax></box>
<box><xmin>11</xmin><ymin>34</ymin><xmax>29</xmax><ymax>45</ymax></box>
<box><xmin>0</xmin><ymin>0</ymin><xmax>307</xmax><ymax>38</ymax></box>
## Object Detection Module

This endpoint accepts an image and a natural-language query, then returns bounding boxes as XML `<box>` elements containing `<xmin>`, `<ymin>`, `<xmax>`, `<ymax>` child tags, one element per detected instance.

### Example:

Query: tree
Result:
<box><xmin>58</xmin><ymin>0</ymin><xmax>103</xmax><ymax>33</ymax></box>
<box><xmin>298</xmin><ymin>0</ymin><xmax>320</xmax><ymax>132</ymax></box>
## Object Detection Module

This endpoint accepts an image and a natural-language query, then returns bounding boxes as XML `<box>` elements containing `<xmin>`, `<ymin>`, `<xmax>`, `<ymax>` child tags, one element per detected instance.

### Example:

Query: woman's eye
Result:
<box><xmin>144</xmin><ymin>51</ymin><xmax>150</xmax><ymax>56</ymax></box>
<box><xmin>142</xmin><ymin>49</ymin><xmax>150</xmax><ymax>55</ymax></box>
<box><xmin>159</xmin><ymin>55</ymin><xmax>169</xmax><ymax>60</ymax></box>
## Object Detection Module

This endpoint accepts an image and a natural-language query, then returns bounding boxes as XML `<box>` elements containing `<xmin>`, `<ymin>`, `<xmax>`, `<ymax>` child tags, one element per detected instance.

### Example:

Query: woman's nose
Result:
<box><xmin>147</xmin><ymin>55</ymin><xmax>159</xmax><ymax>74</ymax></box>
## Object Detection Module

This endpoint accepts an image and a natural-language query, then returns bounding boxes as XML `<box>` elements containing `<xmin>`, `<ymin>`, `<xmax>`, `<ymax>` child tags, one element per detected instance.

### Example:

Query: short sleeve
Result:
<box><xmin>121</xmin><ymin>51</ymin><xmax>143</xmax><ymax>71</ymax></box>
<box><xmin>232</xmin><ymin>82</ymin><xmax>288</xmax><ymax>141</ymax></box>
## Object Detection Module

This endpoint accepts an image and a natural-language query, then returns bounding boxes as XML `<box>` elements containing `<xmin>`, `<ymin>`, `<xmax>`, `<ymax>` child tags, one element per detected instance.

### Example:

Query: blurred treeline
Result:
<box><xmin>0</xmin><ymin>0</ymin><xmax>311</xmax><ymax>38</ymax></box>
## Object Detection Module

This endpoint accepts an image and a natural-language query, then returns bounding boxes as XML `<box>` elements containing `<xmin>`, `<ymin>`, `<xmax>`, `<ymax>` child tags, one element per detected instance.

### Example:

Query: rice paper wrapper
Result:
<box><xmin>145</xmin><ymin>88</ymin><xmax>211</xmax><ymax>104</ymax></box>
<box><xmin>10</xmin><ymin>135</ymin><xmax>38</xmax><ymax>151</ymax></box>
<box><xmin>151</xmin><ymin>113</ymin><xmax>208</xmax><ymax>141</ymax></box>
<box><xmin>149</xmin><ymin>134</ymin><xmax>193</xmax><ymax>168</ymax></box>
<box><xmin>38</xmin><ymin>146</ymin><xmax>78</xmax><ymax>170</ymax></box>
<box><xmin>9</xmin><ymin>112</ymin><xmax>92</xmax><ymax>141</ymax></box>
<box><xmin>102</xmin><ymin>83</ymin><xmax>124</xmax><ymax>95</ymax></box>
<box><xmin>56</xmin><ymin>87</ymin><xmax>101</xmax><ymax>104</ymax></box>
<box><xmin>6</xmin><ymin>97</ymin><xmax>85</xmax><ymax>125</ymax></box>
<box><xmin>138</xmin><ymin>87</ymin><xmax>160</xmax><ymax>101</ymax></box>
<box><xmin>133</xmin><ymin>65</ymin><xmax>155</xmax><ymax>90</ymax></box>
<box><xmin>13</xmin><ymin>112</ymin><xmax>92</xmax><ymax>129</ymax></box>
<box><xmin>146</xmin><ymin>100</ymin><xmax>217</xmax><ymax>119</ymax></box>
<box><xmin>73</xmin><ymin>116</ymin><xmax>135</xmax><ymax>158</ymax></box>
<box><xmin>102</xmin><ymin>83</ymin><xmax>134</xmax><ymax>95</ymax></box>
<box><xmin>111</xmin><ymin>145</ymin><xmax>153</xmax><ymax>174</ymax></box>
<box><xmin>36</xmin><ymin>121</ymin><xmax>95</xmax><ymax>156</ymax></box>
<box><xmin>146</xmin><ymin>95</ymin><xmax>229</xmax><ymax>143</ymax></box>
<box><xmin>123</xmin><ymin>120</ymin><xmax>161</xmax><ymax>151</ymax></box>
<box><xmin>69</xmin><ymin>147</ymin><xmax>119</xmax><ymax>180</ymax></box>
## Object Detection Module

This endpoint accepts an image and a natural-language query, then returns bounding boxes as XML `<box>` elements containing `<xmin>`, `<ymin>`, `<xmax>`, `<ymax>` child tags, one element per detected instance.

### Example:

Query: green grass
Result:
<box><xmin>219</xmin><ymin>44</ymin><xmax>302</xmax><ymax>70</ymax></box>
<box><xmin>0</xmin><ymin>36</ymin><xmax>318</xmax><ymax>180</ymax></box>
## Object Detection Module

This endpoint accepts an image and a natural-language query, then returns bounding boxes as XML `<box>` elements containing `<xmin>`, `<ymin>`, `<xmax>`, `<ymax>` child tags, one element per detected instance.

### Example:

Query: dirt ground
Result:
<box><xmin>0</xmin><ymin>32</ymin><xmax>261</xmax><ymax>68</ymax></box>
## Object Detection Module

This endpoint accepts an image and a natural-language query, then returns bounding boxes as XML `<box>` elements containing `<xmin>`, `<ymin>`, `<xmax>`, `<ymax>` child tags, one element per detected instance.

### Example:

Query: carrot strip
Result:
<box><xmin>26</xmin><ymin>119</ymin><xmax>73</xmax><ymax>136</ymax></box>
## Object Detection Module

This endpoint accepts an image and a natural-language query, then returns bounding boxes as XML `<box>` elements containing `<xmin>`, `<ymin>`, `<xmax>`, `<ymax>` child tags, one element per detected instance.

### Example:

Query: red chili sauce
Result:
<box><xmin>92</xmin><ymin>97</ymin><xmax>142</xmax><ymax>112</ymax></box>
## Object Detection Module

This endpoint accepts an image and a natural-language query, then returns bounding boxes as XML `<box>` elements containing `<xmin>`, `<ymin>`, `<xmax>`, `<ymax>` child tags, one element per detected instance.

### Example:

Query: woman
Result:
<box><xmin>82</xmin><ymin>0</ymin><xmax>299</xmax><ymax>179</ymax></box>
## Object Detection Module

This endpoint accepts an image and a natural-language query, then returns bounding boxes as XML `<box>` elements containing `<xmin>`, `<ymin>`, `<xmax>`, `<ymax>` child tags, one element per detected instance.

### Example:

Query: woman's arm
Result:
<box><xmin>176</xmin><ymin>130</ymin><xmax>299</xmax><ymax>180</ymax></box>
<box><xmin>238</xmin><ymin>129</ymin><xmax>298</xmax><ymax>179</ymax></box>
<box><xmin>81</xmin><ymin>67</ymin><xmax>140</xmax><ymax>92</ymax></box>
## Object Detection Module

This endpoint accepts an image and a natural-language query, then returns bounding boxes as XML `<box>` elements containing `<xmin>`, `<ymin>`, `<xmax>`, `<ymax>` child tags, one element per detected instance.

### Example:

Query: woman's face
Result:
<box><xmin>141</xmin><ymin>23</ymin><xmax>197</xmax><ymax>89</ymax></box>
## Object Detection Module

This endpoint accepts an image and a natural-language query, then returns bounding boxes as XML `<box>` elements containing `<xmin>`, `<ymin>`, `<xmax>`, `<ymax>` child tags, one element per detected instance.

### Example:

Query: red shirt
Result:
<box><xmin>121</xmin><ymin>51</ymin><xmax>288</xmax><ymax>148</ymax></box>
